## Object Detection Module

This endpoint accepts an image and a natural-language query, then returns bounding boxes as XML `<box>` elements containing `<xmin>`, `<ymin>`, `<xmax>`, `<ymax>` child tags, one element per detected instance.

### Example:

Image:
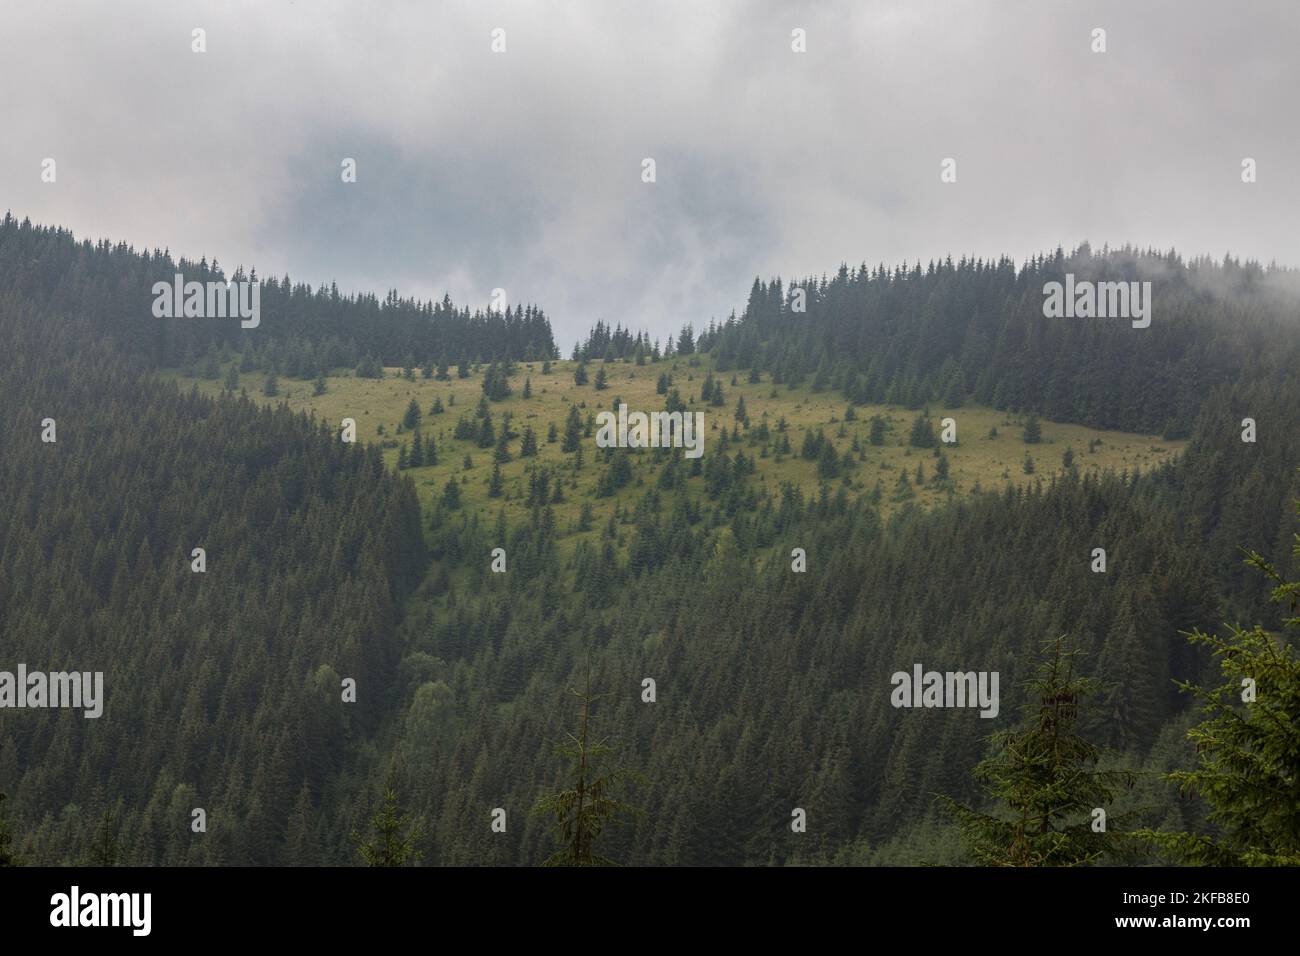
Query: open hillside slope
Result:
<box><xmin>2</xmin><ymin>223</ymin><xmax>1298</xmax><ymax>866</ymax></box>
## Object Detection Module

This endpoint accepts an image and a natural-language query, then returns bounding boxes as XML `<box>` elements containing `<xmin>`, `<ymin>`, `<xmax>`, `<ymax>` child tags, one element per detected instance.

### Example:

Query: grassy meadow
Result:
<box><xmin>170</xmin><ymin>356</ymin><xmax>1187</xmax><ymax>548</ymax></box>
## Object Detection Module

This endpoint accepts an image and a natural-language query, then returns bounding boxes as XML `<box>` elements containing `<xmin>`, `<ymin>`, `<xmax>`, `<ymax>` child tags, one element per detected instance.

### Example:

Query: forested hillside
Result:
<box><xmin>1</xmin><ymin>221</ymin><xmax>1297</xmax><ymax>865</ymax></box>
<box><xmin>0</xmin><ymin>213</ymin><xmax>557</xmax><ymax>372</ymax></box>
<box><xmin>0</xmin><ymin>295</ymin><xmax>425</xmax><ymax>863</ymax></box>
<box><xmin>647</xmin><ymin>245</ymin><xmax>1297</xmax><ymax>437</ymax></box>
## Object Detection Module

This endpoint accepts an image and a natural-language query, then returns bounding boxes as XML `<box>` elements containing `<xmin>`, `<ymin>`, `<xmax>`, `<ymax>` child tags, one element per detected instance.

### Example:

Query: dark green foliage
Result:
<box><xmin>477</xmin><ymin>414</ymin><xmax>495</xmax><ymax>449</ymax></box>
<box><xmin>908</xmin><ymin>414</ymin><xmax>936</xmax><ymax>448</ymax></box>
<box><xmin>88</xmin><ymin>810</ymin><xmax>120</xmax><ymax>867</ymax></box>
<box><xmin>0</xmin><ymin>299</ymin><xmax>426</xmax><ymax>864</ymax></box>
<box><xmin>704</xmin><ymin>246</ymin><xmax>1297</xmax><ymax>436</ymax></box>
<box><xmin>0</xmin><ymin>792</ymin><xmax>21</xmax><ymax>866</ymax></box>
<box><xmin>939</xmin><ymin>638</ymin><xmax>1137</xmax><ymax>866</ymax></box>
<box><xmin>352</xmin><ymin>770</ymin><xmax>425</xmax><ymax>867</ymax></box>
<box><xmin>5</xmin><ymin>218</ymin><xmax>1300</xmax><ymax>868</ymax></box>
<box><xmin>534</xmin><ymin>675</ymin><xmax>640</xmax><ymax>866</ymax></box>
<box><xmin>1137</xmin><ymin>521</ymin><xmax>1300</xmax><ymax>866</ymax></box>
<box><xmin>817</xmin><ymin>439</ymin><xmax>840</xmax><ymax>480</ymax></box>
<box><xmin>868</xmin><ymin>415</ymin><xmax>886</xmax><ymax>446</ymax></box>
<box><xmin>562</xmin><ymin>405</ymin><xmax>582</xmax><ymax>452</ymax></box>
<box><xmin>482</xmin><ymin>361</ymin><xmax>512</xmax><ymax>401</ymax></box>
<box><xmin>595</xmin><ymin>454</ymin><xmax>633</xmax><ymax>497</ymax></box>
<box><xmin>403</xmin><ymin>398</ymin><xmax>421</xmax><ymax>430</ymax></box>
<box><xmin>442</xmin><ymin>477</ymin><xmax>462</xmax><ymax>509</ymax></box>
<box><xmin>520</xmin><ymin>425</ymin><xmax>538</xmax><ymax>457</ymax></box>
<box><xmin>1023</xmin><ymin>414</ymin><xmax>1042</xmax><ymax>444</ymax></box>
<box><xmin>0</xmin><ymin>217</ymin><xmax>557</xmax><ymax>369</ymax></box>
<box><xmin>493</xmin><ymin>425</ymin><xmax>511</xmax><ymax>463</ymax></box>
<box><xmin>200</xmin><ymin>347</ymin><xmax>221</xmax><ymax>379</ymax></box>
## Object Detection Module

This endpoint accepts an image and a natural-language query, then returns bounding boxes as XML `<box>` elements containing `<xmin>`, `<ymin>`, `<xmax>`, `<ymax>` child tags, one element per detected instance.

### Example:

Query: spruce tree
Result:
<box><xmin>908</xmin><ymin>414</ymin><xmax>936</xmax><ymax>448</ymax></box>
<box><xmin>442</xmin><ymin>477</ymin><xmax>461</xmax><ymax>510</ymax></box>
<box><xmin>88</xmin><ymin>809</ymin><xmax>121</xmax><ymax>866</ymax></box>
<box><xmin>0</xmin><ymin>791</ymin><xmax>21</xmax><ymax>866</ymax></box>
<box><xmin>1137</xmin><ymin>518</ymin><xmax>1300</xmax><ymax>866</ymax></box>
<box><xmin>562</xmin><ymin>405</ymin><xmax>582</xmax><ymax>453</ymax></box>
<box><xmin>351</xmin><ymin>770</ymin><xmax>425</xmax><ymax>867</ymax></box>
<box><xmin>869</xmin><ymin>415</ymin><xmax>887</xmax><ymax>446</ymax></box>
<box><xmin>817</xmin><ymin>439</ymin><xmax>840</xmax><ymax>480</ymax></box>
<box><xmin>520</xmin><ymin>425</ymin><xmax>538</xmax><ymax>457</ymax></box>
<box><xmin>938</xmin><ymin>637</ymin><xmax>1136</xmax><ymax>866</ymax></box>
<box><xmin>533</xmin><ymin>671</ymin><xmax>640</xmax><ymax>866</ymax></box>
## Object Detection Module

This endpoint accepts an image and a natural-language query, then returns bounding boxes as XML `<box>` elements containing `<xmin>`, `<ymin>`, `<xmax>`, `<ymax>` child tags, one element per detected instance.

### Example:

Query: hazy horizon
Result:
<box><xmin>4</xmin><ymin>0</ymin><xmax>1298</xmax><ymax>344</ymax></box>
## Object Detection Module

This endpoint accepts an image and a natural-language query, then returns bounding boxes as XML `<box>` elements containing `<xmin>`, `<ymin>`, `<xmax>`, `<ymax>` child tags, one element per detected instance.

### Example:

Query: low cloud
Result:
<box><xmin>2</xmin><ymin>0</ymin><xmax>1296</xmax><ymax>343</ymax></box>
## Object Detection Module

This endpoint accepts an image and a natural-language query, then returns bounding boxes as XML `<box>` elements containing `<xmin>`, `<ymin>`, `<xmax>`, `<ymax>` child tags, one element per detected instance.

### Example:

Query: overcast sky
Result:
<box><xmin>3</xmin><ymin>0</ymin><xmax>1297</xmax><ymax>345</ymax></box>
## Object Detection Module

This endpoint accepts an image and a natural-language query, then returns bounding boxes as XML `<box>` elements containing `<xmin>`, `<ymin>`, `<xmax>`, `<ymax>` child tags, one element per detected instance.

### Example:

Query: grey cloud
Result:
<box><xmin>2</xmin><ymin>0</ymin><xmax>1297</xmax><ymax>345</ymax></box>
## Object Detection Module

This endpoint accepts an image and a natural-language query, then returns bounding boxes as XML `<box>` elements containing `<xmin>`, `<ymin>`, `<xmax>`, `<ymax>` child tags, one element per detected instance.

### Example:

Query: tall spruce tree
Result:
<box><xmin>0</xmin><ymin>792</ymin><xmax>22</xmax><ymax>866</ymax></box>
<box><xmin>88</xmin><ymin>809</ymin><xmax>121</xmax><ymax>867</ymax></box>
<box><xmin>1137</xmin><ymin>512</ymin><xmax>1300</xmax><ymax>866</ymax></box>
<box><xmin>938</xmin><ymin>637</ymin><xmax>1136</xmax><ymax>866</ymax></box>
<box><xmin>352</xmin><ymin>769</ymin><xmax>425</xmax><ymax>867</ymax></box>
<box><xmin>533</xmin><ymin>671</ymin><xmax>640</xmax><ymax>866</ymax></box>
